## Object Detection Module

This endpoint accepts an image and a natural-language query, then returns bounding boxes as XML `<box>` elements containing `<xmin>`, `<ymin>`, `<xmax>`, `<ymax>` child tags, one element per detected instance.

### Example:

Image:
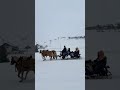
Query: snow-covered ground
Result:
<box><xmin>0</xmin><ymin>50</ymin><xmax>35</xmax><ymax>90</ymax></box>
<box><xmin>35</xmin><ymin>39</ymin><xmax>85</xmax><ymax>90</ymax></box>
<box><xmin>86</xmin><ymin>31</ymin><xmax>120</xmax><ymax>90</ymax></box>
<box><xmin>0</xmin><ymin>62</ymin><xmax>35</xmax><ymax>90</ymax></box>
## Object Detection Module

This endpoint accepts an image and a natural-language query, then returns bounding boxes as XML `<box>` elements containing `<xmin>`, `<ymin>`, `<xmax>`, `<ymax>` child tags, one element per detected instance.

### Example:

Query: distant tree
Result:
<box><xmin>25</xmin><ymin>45</ymin><xmax>31</xmax><ymax>52</ymax></box>
<box><xmin>68</xmin><ymin>37</ymin><xmax>71</xmax><ymax>39</ymax></box>
<box><xmin>25</xmin><ymin>45</ymin><xmax>31</xmax><ymax>49</ymax></box>
<box><xmin>96</xmin><ymin>24</ymin><xmax>104</xmax><ymax>32</ymax></box>
<box><xmin>115</xmin><ymin>23</ymin><xmax>120</xmax><ymax>29</ymax></box>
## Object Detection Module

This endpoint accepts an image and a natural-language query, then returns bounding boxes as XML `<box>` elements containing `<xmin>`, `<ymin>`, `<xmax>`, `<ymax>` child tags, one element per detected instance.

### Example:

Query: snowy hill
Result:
<box><xmin>86</xmin><ymin>30</ymin><xmax>120</xmax><ymax>90</ymax></box>
<box><xmin>36</xmin><ymin>39</ymin><xmax>85</xmax><ymax>90</ymax></box>
<box><xmin>0</xmin><ymin>63</ymin><xmax>35</xmax><ymax>90</ymax></box>
<box><xmin>38</xmin><ymin>38</ymin><xmax>85</xmax><ymax>58</ymax></box>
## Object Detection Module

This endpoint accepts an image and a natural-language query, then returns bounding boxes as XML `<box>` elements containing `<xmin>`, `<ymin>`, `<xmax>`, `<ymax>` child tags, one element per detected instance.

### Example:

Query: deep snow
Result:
<box><xmin>86</xmin><ymin>30</ymin><xmax>120</xmax><ymax>90</ymax></box>
<box><xmin>0</xmin><ymin>62</ymin><xmax>35</xmax><ymax>90</ymax></box>
<box><xmin>35</xmin><ymin>39</ymin><xmax>85</xmax><ymax>90</ymax></box>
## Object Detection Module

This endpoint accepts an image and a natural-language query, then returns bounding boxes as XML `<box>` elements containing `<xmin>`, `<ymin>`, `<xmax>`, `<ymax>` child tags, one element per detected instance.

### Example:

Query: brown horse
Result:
<box><xmin>40</xmin><ymin>50</ymin><xmax>57</xmax><ymax>60</ymax></box>
<box><xmin>11</xmin><ymin>56</ymin><xmax>28</xmax><ymax>71</ymax></box>
<box><xmin>11</xmin><ymin>56</ymin><xmax>35</xmax><ymax>82</ymax></box>
<box><xmin>16</xmin><ymin>56</ymin><xmax>35</xmax><ymax>82</ymax></box>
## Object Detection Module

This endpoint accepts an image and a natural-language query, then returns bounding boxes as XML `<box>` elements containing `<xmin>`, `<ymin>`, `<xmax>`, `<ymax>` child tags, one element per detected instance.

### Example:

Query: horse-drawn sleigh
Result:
<box><xmin>40</xmin><ymin>46</ymin><xmax>81</xmax><ymax>60</ymax></box>
<box><xmin>85</xmin><ymin>50</ymin><xmax>112</xmax><ymax>79</ymax></box>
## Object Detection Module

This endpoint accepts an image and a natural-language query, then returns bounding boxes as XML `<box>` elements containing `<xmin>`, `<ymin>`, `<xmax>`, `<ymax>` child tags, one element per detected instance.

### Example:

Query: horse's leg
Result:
<box><xmin>56</xmin><ymin>56</ymin><xmax>57</xmax><ymax>60</ymax></box>
<box><xmin>19</xmin><ymin>71</ymin><xmax>24</xmax><ymax>82</ymax></box>
<box><xmin>15</xmin><ymin>68</ymin><xmax>17</xmax><ymax>72</ymax></box>
<box><xmin>15</xmin><ymin>64</ymin><xmax>17</xmax><ymax>72</ymax></box>
<box><xmin>50</xmin><ymin>56</ymin><xmax>52</xmax><ymax>60</ymax></box>
<box><xmin>25</xmin><ymin>71</ymin><xmax>29</xmax><ymax>80</ymax></box>
<box><xmin>42</xmin><ymin>56</ymin><xmax>44</xmax><ymax>60</ymax></box>
<box><xmin>53</xmin><ymin>56</ymin><xmax>55</xmax><ymax>59</ymax></box>
<box><xmin>18</xmin><ymin>70</ymin><xmax>21</xmax><ymax>78</ymax></box>
<box><xmin>43</xmin><ymin>56</ymin><xmax>46</xmax><ymax>61</ymax></box>
<box><xmin>45</xmin><ymin>56</ymin><xmax>47</xmax><ymax>60</ymax></box>
<box><xmin>15</xmin><ymin>67</ymin><xmax>17</xmax><ymax>72</ymax></box>
<box><xmin>51</xmin><ymin>55</ymin><xmax>53</xmax><ymax>60</ymax></box>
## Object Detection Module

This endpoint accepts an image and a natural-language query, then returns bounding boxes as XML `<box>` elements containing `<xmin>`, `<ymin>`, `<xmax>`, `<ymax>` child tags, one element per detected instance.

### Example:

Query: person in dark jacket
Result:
<box><xmin>61</xmin><ymin>46</ymin><xmax>67</xmax><ymax>58</ymax></box>
<box><xmin>62</xmin><ymin>46</ymin><xmax>67</xmax><ymax>53</ymax></box>
<box><xmin>74</xmin><ymin>47</ymin><xmax>80</xmax><ymax>58</ymax></box>
<box><xmin>93</xmin><ymin>50</ymin><xmax>107</xmax><ymax>75</ymax></box>
<box><xmin>67</xmin><ymin>48</ymin><xmax>71</xmax><ymax>55</ymax></box>
<box><xmin>85</xmin><ymin>50</ymin><xmax>107</xmax><ymax>76</ymax></box>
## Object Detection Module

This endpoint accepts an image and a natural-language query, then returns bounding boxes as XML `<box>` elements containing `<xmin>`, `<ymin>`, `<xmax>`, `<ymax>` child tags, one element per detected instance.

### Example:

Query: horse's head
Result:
<box><xmin>30</xmin><ymin>55</ymin><xmax>32</xmax><ymax>59</ymax></box>
<box><xmin>40</xmin><ymin>50</ymin><xmax>42</xmax><ymax>53</ymax></box>
<box><xmin>40</xmin><ymin>50</ymin><xmax>45</xmax><ymax>53</ymax></box>
<box><xmin>10</xmin><ymin>56</ymin><xmax>16</xmax><ymax>65</ymax></box>
<box><xmin>19</xmin><ymin>56</ymin><xmax>23</xmax><ymax>60</ymax></box>
<box><xmin>27</xmin><ymin>55</ymin><xmax>33</xmax><ymax>60</ymax></box>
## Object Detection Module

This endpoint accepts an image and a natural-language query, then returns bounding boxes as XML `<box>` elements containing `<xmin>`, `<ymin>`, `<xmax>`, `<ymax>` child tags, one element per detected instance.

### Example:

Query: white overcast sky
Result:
<box><xmin>35</xmin><ymin>0</ymin><xmax>85</xmax><ymax>44</ymax></box>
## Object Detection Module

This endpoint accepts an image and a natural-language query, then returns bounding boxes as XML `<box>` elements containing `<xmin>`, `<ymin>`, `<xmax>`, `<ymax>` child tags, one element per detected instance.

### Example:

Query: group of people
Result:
<box><xmin>86</xmin><ymin>50</ymin><xmax>107</xmax><ymax>76</ymax></box>
<box><xmin>61</xmin><ymin>46</ymin><xmax>80</xmax><ymax>59</ymax></box>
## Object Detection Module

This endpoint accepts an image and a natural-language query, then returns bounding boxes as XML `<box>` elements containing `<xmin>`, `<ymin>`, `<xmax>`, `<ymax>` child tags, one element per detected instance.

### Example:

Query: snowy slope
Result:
<box><xmin>86</xmin><ymin>30</ymin><xmax>120</xmax><ymax>90</ymax></box>
<box><xmin>36</xmin><ymin>39</ymin><xmax>85</xmax><ymax>90</ymax></box>
<box><xmin>0</xmin><ymin>52</ymin><xmax>35</xmax><ymax>90</ymax></box>
<box><xmin>40</xmin><ymin>38</ymin><xmax>85</xmax><ymax>59</ymax></box>
<box><xmin>0</xmin><ymin>63</ymin><xmax>35</xmax><ymax>90</ymax></box>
